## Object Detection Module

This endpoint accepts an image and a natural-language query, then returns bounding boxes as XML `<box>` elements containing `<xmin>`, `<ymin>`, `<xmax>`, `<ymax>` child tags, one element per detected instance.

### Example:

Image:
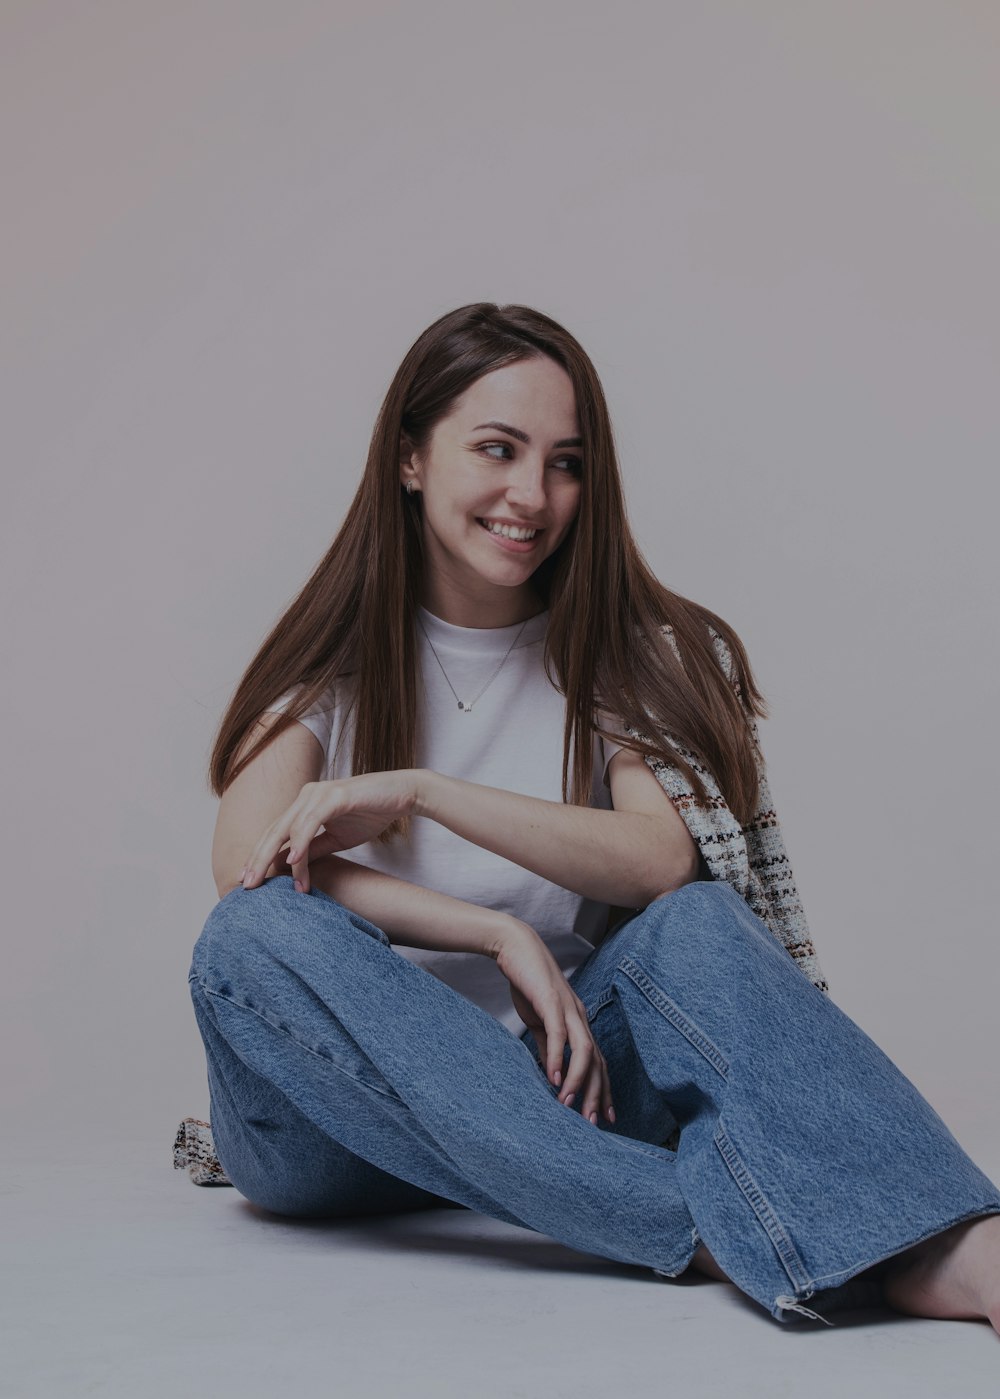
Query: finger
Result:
<box><xmin>603</xmin><ymin>1061</ymin><xmax>617</xmax><ymax>1124</ymax></box>
<box><xmin>546</xmin><ymin>1034</ymin><xmax>566</xmax><ymax>1090</ymax></box>
<box><xmin>286</xmin><ymin>840</ymin><xmax>312</xmax><ymax>894</ymax></box>
<box><xmin>247</xmin><ymin>853</ymin><xmax>290</xmax><ymax>887</ymax></box>
<box><xmin>289</xmin><ymin>810</ymin><xmax>335</xmax><ymax>876</ymax></box>
<box><xmin>588</xmin><ymin>1046</ymin><xmax>613</xmax><ymax>1125</ymax></box>
<box><xmin>582</xmin><ymin>1052</ymin><xmax>610</xmax><ymax>1126</ymax></box>
<box><xmin>243</xmin><ymin>824</ymin><xmax>290</xmax><ymax>887</ymax></box>
<box><xmin>265</xmin><ymin>840</ymin><xmax>294</xmax><ymax>879</ymax></box>
<box><xmin>559</xmin><ymin>1016</ymin><xmax>594</xmax><ymax>1107</ymax></box>
<box><xmin>591</xmin><ymin>1049</ymin><xmax>615</xmax><ymax>1125</ymax></box>
<box><xmin>290</xmin><ymin>828</ymin><xmax>335</xmax><ymax>893</ymax></box>
<box><xmin>244</xmin><ymin>788</ymin><xmax>323</xmax><ymax>888</ymax></box>
<box><xmin>256</xmin><ymin>817</ymin><xmax>319</xmax><ymax>889</ymax></box>
<box><xmin>301</xmin><ymin>829</ymin><xmax>339</xmax><ymax>863</ymax></box>
<box><xmin>542</xmin><ymin>1012</ymin><xmax>568</xmax><ymax>1089</ymax></box>
<box><xmin>285</xmin><ymin>823</ymin><xmax>319</xmax><ymax>873</ymax></box>
<box><xmin>531</xmin><ymin>1029</ymin><xmax>549</xmax><ymax>1076</ymax></box>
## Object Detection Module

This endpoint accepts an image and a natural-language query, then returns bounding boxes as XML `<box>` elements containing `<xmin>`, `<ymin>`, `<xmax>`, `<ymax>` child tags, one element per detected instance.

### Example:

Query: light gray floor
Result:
<box><xmin>5</xmin><ymin>1122</ymin><xmax>1000</xmax><ymax>1398</ymax></box>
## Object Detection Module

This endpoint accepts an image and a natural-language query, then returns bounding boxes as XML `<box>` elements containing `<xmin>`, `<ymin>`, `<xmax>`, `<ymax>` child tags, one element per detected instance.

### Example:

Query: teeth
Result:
<box><xmin>481</xmin><ymin>520</ymin><xmax>538</xmax><ymax>541</ymax></box>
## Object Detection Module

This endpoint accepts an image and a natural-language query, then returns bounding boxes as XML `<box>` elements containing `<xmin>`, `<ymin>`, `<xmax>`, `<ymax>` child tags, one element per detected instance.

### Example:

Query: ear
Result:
<box><xmin>399</xmin><ymin>433</ymin><xmax>421</xmax><ymax>490</ymax></box>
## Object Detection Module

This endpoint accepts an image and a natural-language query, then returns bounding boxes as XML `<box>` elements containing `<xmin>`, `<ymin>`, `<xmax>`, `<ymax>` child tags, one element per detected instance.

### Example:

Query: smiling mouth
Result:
<box><xmin>476</xmin><ymin>518</ymin><xmax>542</xmax><ymax>542</ymax></box>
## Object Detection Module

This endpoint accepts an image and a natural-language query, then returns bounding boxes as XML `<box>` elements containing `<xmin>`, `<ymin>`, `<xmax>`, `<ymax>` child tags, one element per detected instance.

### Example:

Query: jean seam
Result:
<box><xmin>197</xmin><ymin>981</ymin><xmax>404</xmax><ymax>1104</ymax></box>
<box><xmin>616</xmin><ymin>956</ymin><xmax>730</xmax><ymax>1079</ymax></box>
<box><xmin>713</xmin><ymin>1121</ymin><xmax>812</xmax><ymax>1294</ymax></box>
<box><xmin>189</xmin><ymin>987</ymin><xmax>261</xmax><ymax>1145</ymax></box>
<box><xmin>584</xmin><ymin>989</ymin><xmax>615</xmax><ymax>1021</ymax></box>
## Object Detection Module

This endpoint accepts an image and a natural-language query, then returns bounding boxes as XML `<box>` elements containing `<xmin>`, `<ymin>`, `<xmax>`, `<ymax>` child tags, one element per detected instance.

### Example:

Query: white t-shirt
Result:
<box><xmin>265</xmin><ymin>605</ymin><xmax>626</xmax><ymax>1037</ymax></box>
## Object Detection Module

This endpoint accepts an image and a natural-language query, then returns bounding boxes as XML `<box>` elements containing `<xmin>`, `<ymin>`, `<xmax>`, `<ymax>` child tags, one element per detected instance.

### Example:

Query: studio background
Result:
<box><xmin>3</xmin><ymin>0</ymin><xmax>996</xmax><ymax>1165</ymax></box>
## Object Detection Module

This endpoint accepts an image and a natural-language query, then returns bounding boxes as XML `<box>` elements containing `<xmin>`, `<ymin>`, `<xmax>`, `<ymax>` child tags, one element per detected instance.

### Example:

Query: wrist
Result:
<box><xmin>482</xmin><ymin>913</ymin><xmax>536</xmax><ymax>962</ymax></box>
<box><xmin>411</xmin><ymin>767</ymin><xmax>442</xmax><ymax>821</ymax></box>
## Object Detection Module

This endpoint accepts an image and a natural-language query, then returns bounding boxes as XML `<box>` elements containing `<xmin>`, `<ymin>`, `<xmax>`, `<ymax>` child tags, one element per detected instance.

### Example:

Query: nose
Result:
<box><xmin>503</xmin><ymin>456</ymin><xmax>548</xmax><ymax>516</ymax></box>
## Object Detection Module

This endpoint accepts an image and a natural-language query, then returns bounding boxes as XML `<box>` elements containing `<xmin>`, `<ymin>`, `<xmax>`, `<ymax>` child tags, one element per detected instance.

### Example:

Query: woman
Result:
<box><xmin>189</xmin><ymin>302</ymin><xmax>1000</xmax><ymax>1329</ymax></box>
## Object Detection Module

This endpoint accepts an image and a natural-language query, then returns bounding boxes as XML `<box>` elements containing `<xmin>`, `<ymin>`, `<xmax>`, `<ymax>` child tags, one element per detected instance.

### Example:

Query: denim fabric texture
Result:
<box><xmin>188</xmin><ymin>876</ymin><xmax>1000</xmax><ymax>1325</ymax></box>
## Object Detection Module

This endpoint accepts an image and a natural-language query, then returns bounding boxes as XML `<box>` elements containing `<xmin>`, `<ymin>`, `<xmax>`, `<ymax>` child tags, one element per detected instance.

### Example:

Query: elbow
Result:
<box><xmin>642</xmin><ymin>843</ymin><xmax>702</xmax><ymax>906</ymax></box>
<box><xmin>214</xmin><ymin>862</ymin><xmax>247</xmax><ymax>901</ymax></box>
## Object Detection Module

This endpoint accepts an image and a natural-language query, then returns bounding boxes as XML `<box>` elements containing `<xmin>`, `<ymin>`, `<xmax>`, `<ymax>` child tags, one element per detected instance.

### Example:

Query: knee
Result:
<box><xmin>191</xmin><ymin>876</ymin><xmax>311</xmax><ymax>985</ymax></box>
<box><xmin>191</xmin><ymin>876</ymin><xmax>389</xmax><ymax>988</ymax></box>
<box><xmin>623</xmin><ymin>880</ymin><xmax>757</xmax><ymax>960</ymax></box>
<box><xmin>194</xmin><ymin>874</ymin><xmax>292</xmax><ymax>960</ymax></box>
<box><xmin>647</xmin><ymin>878</ymin><xmax>747</xmax><ymax>925</ymax></box>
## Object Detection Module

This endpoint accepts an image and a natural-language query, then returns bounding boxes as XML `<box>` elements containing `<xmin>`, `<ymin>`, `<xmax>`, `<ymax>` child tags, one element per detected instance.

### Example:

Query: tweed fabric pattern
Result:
<box><xmin>173</xmin><ymin>1116</ymin><xmax>233</xmax><ymax>1186</ymax></box>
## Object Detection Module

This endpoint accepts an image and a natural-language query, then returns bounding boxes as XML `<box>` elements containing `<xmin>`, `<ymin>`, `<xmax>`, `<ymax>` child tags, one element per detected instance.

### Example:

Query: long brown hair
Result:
<box><xmin>208</xmin><ymin>302</ymin><xmax>769</xmax><ymax>836</ymax></box>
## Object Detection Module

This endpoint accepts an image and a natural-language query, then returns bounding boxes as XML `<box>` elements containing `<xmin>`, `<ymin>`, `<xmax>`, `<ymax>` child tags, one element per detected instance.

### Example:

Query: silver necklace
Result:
<box><xmin>417</xmin><ymin>613</ymin><xmax>531</xmax><ymax>713</ymax></box>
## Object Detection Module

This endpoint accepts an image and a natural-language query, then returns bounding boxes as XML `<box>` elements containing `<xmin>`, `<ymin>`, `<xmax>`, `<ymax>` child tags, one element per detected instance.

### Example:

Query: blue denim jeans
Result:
<box><xmin>187</xmin><ymin>875</ymin><xmax>1000</xmax><ymax>1325</ymax></box>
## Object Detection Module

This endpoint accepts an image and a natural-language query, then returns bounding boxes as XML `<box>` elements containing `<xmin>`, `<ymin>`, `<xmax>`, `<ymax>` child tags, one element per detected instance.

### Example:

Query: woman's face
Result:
<box><xmin>401</xmin><ymin>354</ymin><xmax>583</xmax><ymax>627</ymax></box>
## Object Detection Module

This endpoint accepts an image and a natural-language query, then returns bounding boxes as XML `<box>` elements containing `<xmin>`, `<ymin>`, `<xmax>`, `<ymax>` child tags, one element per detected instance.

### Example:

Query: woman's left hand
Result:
<box><xmin>240</xmin><ymin>770</ymin><xmax>424</xmax><ymax>894</ymax></box>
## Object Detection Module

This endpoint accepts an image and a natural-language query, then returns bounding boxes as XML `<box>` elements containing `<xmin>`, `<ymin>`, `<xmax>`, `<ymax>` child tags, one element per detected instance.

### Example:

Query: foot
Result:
<box><xmin>880</xmin><ymin>1213</ymin><xmax>1000</xmax><ymax>1332</ymax></box>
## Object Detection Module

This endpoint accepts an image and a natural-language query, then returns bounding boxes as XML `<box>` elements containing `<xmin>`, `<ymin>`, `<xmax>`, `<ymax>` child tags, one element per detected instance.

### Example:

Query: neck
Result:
<box><xmin>419</xmin><ymin>580</ymin><xmax>545</xmax><ymax>629</ymax></box>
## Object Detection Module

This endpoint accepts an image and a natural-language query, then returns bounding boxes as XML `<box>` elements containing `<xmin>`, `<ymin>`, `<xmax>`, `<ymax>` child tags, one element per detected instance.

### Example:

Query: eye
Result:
<box><xmin>477</xmin><ymin>442</ymin><xmax>582</xmax><ymax>475</ymax></box>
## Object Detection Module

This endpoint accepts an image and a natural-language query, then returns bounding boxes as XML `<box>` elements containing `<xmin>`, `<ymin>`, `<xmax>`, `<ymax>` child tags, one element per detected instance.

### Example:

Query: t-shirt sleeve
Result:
<box><xmin>263</xmin><ymin>686</ymin><xmax>336</xmax><ymax>759</ymax></box>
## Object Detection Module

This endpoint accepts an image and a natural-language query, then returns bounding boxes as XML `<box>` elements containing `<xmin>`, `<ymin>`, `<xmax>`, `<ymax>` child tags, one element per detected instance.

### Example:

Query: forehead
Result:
<box><xmin>447</xmin><ymin>358</ymin><xmax>579</xmax><ymax>433</ymax></box>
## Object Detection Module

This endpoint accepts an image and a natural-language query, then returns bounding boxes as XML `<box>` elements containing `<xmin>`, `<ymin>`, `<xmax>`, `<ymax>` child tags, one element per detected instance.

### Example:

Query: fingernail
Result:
<box><xmin>564</xmin><ymin>1093</ymin><xmax>575</xmax><ymax>1108</ymax></box>
<box><xmin>608</xmin><ymin>1106</ymin><xmax>617</xmax><ymax>1124</ymax></box>
<box><xmin>294</xmin><ymin>880</ymin><xmax>303</xmax><ymax>892</ymax></box>
<box><xmin>589</xmin><ymin>1111</ymin><xmax>598</xmax><ymax>1126</ymax></box>
<box><xmin>288</xmin><ymin>848</ymin><xmax>299</xmax><ymax>863</ymax></box>
<box><xmin>553</xmin><ymin>1071</ymin><xmax>561</xmax><ymax>1087</ymax></box>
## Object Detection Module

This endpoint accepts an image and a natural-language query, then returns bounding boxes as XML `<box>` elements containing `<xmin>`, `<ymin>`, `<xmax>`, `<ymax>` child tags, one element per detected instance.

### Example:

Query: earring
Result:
<box><xmin>405</xmin><ymin>480</ymin><xmax>415</xmax><ymax>495</ymax></box>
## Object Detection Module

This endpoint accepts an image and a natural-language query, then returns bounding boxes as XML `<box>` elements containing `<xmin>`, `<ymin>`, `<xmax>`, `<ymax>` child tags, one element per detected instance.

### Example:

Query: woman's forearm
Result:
<box><xmin>414</xmin><ymin>770</ymin><xmax>694</xmax><ymax>908</ymax></box>
<box><xmin>307</xmin><ymin>853</ymin><xmax>518</xmax><ymax>958</ymax></box>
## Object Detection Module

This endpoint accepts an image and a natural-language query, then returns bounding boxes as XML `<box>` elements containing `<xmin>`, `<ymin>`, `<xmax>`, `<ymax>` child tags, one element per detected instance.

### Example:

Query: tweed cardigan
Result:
<box><xmin>174</xmin><ymin>622</ymin><xmax>828</xmax><ymax>1186</ymax></box>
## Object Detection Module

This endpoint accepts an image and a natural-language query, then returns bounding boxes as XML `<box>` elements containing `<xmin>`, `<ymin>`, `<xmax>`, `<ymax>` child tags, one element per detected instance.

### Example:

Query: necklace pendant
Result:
<box><xmin>417</xmin><ymin>611</ymin><xmax>531</xmax><ymax>721</ymax></box>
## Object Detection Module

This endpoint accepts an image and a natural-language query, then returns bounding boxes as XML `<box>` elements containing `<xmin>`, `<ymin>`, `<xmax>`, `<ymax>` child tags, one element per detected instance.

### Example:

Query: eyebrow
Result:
<box><xmin>472</xmin><ymin>421</ymin><xmax>582</xmax><ymax>448</ymax></box>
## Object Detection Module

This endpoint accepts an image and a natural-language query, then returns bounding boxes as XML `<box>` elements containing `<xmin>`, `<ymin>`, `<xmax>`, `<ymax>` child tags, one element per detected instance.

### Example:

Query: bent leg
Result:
<box><xmin>188</xmin><ymin>877</ymin><xmax>698</xmax><ymax>1273</ymax></box>
<box><xmin>189</xmin><ymin>970</ymin><xmax>461</xmax><ymax>1218</ymax></box>
<box><xmin>568</xmin><ymin>881</ymin><xmax>1000</xmax><ymax>1322</ymax></box>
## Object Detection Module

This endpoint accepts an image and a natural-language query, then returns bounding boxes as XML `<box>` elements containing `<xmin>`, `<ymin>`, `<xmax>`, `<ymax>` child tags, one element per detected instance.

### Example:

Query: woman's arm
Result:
<box><xmin>415</xmin><ymin>746</ymin><xmax>700</xmax><ymax>909</ymax></box>
<box><xmin>307</xmin><ymin>852</ymin><xmax>523</xmax><ymax>957</ymax></box>
<box><xmin>241</xmin><ymin>748</ymin><xmax>700</xmax><ymax>910</ymax></box>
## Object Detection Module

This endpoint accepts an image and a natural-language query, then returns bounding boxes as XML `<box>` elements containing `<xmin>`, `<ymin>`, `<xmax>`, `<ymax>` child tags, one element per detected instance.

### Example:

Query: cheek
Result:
<box><xmin>557</xmin><ymin>492</ymin><xmax>582</xmax><ymax>532</ymax></box>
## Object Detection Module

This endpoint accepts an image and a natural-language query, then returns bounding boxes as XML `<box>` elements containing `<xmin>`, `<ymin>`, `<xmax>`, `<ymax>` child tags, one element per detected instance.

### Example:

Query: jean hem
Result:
<box><xmin>650</xmin><ymin>1223</ymin><xmax>702</xmax><ymax>1280</ymax></box>
<box><xmin>768</xmin><ymin>1198</ymin><xmax>1000</xmax><ymax>1325</ymax></box>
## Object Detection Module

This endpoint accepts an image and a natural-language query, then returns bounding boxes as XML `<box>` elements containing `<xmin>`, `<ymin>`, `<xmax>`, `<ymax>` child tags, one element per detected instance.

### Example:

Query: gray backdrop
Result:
<box><xmin>2</xmin><ymin>0</ymin><xmax>996</xmax><ymax>1159</ymax></box>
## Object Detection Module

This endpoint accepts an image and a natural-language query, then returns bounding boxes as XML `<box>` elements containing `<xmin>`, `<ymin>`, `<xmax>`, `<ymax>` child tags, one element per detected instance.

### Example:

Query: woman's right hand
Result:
<box><xmin>491</xmin><ymin>919</ymin><xmax>615</xmax><ymax>1128</ymax></box>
